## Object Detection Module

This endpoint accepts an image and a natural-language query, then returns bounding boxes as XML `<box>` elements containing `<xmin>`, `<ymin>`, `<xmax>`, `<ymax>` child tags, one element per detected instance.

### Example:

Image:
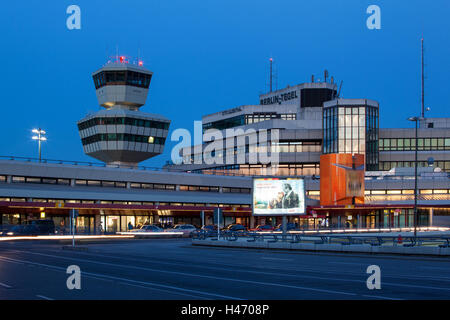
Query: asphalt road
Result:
<box><xmin>0</xmin><ymin>238</ymin><xmax>449</xmax><ymax>300</ymax></box>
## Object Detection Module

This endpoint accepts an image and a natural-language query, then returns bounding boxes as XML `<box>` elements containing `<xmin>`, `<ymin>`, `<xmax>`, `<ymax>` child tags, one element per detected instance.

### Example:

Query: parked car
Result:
<box><xmin>0</xmin><ymin>225</ymin><xmax>14</xmax><ymax>236</ymax></box>
<box><xmin>223</xmin><ymin>224</ymin><xmax>247</xmax><ymax>232</ymax></box>
<box><xmin>249</xmin><ymin>225</ymin><xmax>274</xmax><ymax>232</ymax></box>
<box><xmin>274</xmin><ymin>222</ymin><xmax>299</xmax><ymax>232</ymax></box>
<box><xmin>153</xmin><ymin>223</ymin><xmax>174</xmax><ymax>229</ymax></box>
<box><xmin>29</xmin><ymin>219</ymin><xmax>55</xmax><ymax>234</ymax></box>
<box><xmin>198</xmin><ymin>225</ymin><xmax>219</xmax><ymax>236</ymax></box>
<box><xmin>166</xmin><ymin>224</ymin><xmax>198</xmax><ymax>236</ymax></box>
<box><xmin>136</xmin><ymin>225</ymin><xmax>163</xmax><ymax>232</ymax></box>
<box><xmin>5</xmin><ymin>224</ymin><xmax>39</xmax><ymax>236</ymax></box>
<box><xmin>4</xmin><ymin>220</ymin><xmax>55</xmax><ymax>236</ymax></box>
<box><xmin>201</xmin><ymin>225</ymin><xmax>218</xmax><ymax>232</ymax></box>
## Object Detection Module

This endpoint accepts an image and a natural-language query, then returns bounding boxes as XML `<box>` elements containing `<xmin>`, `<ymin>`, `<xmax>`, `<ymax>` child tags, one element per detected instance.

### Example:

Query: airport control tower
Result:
<box><xmin>77</xmin><ymin>56</ymin><xmax>170</xmax><ymax>167</ymax></box>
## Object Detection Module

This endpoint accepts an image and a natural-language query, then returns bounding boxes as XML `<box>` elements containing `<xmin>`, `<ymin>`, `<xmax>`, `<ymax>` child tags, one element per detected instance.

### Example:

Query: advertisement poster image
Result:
<box><xmin>253</xmin><ymin>178</ymin><xmax>306</xmax><ymax>215</ymax></box>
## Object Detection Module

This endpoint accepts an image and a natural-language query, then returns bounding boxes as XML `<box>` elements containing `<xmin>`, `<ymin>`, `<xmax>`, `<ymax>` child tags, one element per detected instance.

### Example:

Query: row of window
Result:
<box><xmin>223</xmin><ymin>187</ymin><xmax>251</xmax><ymax>194</ymax></box>
<box><xmin>1</xmin><ymin>189</ymin><xmax>449</xmax><ymax>206</ymax></box>
<box><xmin>245</xmin><ymin>113</ymin><xmax>296</xmax><ymax>124</ymax></box>
<box><xmin>379</xmin><ymin>138</ymin><xmax>450</xmax><ymax>151</ymax></box>
<box><xmin>0</xmin><ymin>197</ymin><xmax>251</xmax><ymax>208</ymax></box>
<box><xmin>78</xmin><ymin>117</ymin><xmax>170</xmax><ymax>131</ymax></box>
<box><xmin>11</xmin><ymin>176</ymin><xmax>71</xmax><ymax>185</ymax></box>
<box><xmin>183</xmin><ymin>140</ymin><xmax>322</xmax><ymax>164</ymax></box>
<box><xmin>366</xmin><ymin>189</ymin><xmax>450</xmax><ymax>195</ymax></box>
<box><xmin>272</xmin><ymin>140</ymin><xmax>321</xmax><ymax>153</ymax></box>
<box><xmin>81</xmin><ymin>134</ymin><xmax>165</xmax><ymax>146</ymax></box>
<box><xmin>4</xmin><ymin>176</ymin><xmax>251</xmax><ymax>193</ymax></box>
<box><xmin>379</xmin><ymin>161</ymin><xmax>450</xmax><ymax>172</ymax></box>
<box><xmin>193</xmin><ymin>163</ymin><xmax>321</xmax><ymax>177</ymax></box>
<box><xmin>203</xmin><ymin>115</ymin><xmax>245</xmax><ymax>132</ymax></box>
<box><xmin>202</xmin><ymin>113</ymin><xmax>297</xmax><ymax>132</ymax></box>
<box><xmin>179</xmin><ymin>185</ymin><xmax>219</xmax><ymax>192</ymax></box>
<box><xmin>75</xmin><ymin>180</ymin><xmax>127</xmax><ymax>188</ymax></box>
<box><xmin>93</xmin><ymin>71</ymin><xmax>152</xmax><ymax>89</ymax></box>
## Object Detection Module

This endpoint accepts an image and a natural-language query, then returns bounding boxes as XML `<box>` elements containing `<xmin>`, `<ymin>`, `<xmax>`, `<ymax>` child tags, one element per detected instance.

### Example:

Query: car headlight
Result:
<box><xmin>7</xmin><ymin>232</ymin><xmax>14</xmax><ymax>236</ymax></box>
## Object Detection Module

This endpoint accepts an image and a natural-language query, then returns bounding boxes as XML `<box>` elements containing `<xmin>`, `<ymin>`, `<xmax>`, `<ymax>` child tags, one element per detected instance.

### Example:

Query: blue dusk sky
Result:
<box><xmin>1</xmin><ymin>0</ymin><xmax>449</xmax><ymax>167</ymax></box>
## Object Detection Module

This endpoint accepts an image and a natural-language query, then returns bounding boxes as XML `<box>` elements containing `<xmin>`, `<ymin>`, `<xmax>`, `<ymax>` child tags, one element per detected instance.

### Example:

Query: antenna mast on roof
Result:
<box><xmin>421</xmin><ymin>37</ymin><xmax>425</xmax><ymax>118</ymax></box>
<box><xmin>269</xmin><ymin>57</ymin><xmax>273</xmax><ymax>92</ymax></box>
<box><xmin>337</xmin><ymin>81</ymin><xmax>343</xmax><ymax>98</ymax></box>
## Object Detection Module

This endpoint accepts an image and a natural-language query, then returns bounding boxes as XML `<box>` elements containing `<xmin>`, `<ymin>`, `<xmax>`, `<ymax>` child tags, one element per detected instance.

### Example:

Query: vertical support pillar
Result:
<box><xmin>429</xmin><ymin>208</ymin><xmax>433</xmax><ymax>227</ymax></box>
<box><xmin>201</xmin><ymin>210</ymin><xmax>205</xmax><ymax>228</ymax></box>
<box><xmin>282</xmin><ymin>215</ymin><xmax>287</xmax><ymax>241</ymax></box>
<box><xmin>250</xmin><ymin>215</ymin><xmax>255</xmax><ymax>229</ymax></box>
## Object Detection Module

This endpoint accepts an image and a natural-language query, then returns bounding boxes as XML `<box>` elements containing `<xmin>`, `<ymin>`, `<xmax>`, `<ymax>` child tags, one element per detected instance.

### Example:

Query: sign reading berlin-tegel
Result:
<box><xmin>260</xmin><ymin>90</ymin><xmax>298</xmax><ymax>105</ymax></box>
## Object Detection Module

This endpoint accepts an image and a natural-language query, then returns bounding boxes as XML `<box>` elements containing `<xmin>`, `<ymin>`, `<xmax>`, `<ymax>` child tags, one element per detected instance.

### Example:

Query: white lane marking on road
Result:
<box><xmin>7</xmin><ymin>252</ymin><xmax>357</xmax><ymax>297</ymax></box>
<box><xmin>36</xmin><ymin>295</ymin><xmax>54</xmax><ymax>300</ymax></box>
<box><xmin>7</xmin><ymin>247</ymin><xmax>450</xmax><ymax>283</ymax></box>
<box><xmin>0</xmin><ymin>255</ymin><xmax>242</xmax><ymax>300</ymax></box>
<box><xmin>6</xmin><ymin>247</ymin><xmax>450</xmax><ymax>291</ymax></box>
<box><xmin>47</xmin><ymin>248</ymin><xmax>450</xmax><ymax>282</ymax></box>
<box><xmin>16</xmin><ymin>250</ymin><xmax>450</xmax><ymax>296</ymax></box>
<box><xmin>261</xmin><ymin>257</ymin><xmax>293</xmax><ymax>261</ymax></box>
<box><xmin>0</xmin><ymin>282</ymin><xmax>12</xmax><ymax>288</ymax></box>
<box><xmin>361</xmin><ymin>294</ymin><xmax>402</xmax><ymax>300</ymax></box>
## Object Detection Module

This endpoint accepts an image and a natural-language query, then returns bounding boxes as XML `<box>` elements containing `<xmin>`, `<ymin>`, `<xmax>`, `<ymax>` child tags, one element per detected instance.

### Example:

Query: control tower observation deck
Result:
<box><xmin>77</xmin><ymin>57</ymin><xmax>170</xmax><ymax>167</ymax></box>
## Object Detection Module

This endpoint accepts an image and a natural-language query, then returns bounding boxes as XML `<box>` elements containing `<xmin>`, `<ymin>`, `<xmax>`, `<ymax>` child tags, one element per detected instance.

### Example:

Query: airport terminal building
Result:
<box><xmin>1</xmin><ymin>61</ymin><xmax>450</xmax><ymax>232</ymax></box>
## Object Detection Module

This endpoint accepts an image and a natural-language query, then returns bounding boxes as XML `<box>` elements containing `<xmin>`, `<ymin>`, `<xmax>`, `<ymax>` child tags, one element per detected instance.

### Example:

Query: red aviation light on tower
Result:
<box><xmin>119</xmin><ymin>56</ymin><xmax>125</xmax><ymax>63</ymax></box>
<box><xmin>138</xmin><ymin>60</ymin><xmax>143</xmax><ymax>67</ymax></box>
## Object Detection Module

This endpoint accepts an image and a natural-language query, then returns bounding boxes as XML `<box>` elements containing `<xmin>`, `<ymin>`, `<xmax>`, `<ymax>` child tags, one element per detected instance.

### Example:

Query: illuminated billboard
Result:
<box><xmin>253</xmin><ymin>178</ymin><xmax>306</xmax><ymax>215</ymax></box>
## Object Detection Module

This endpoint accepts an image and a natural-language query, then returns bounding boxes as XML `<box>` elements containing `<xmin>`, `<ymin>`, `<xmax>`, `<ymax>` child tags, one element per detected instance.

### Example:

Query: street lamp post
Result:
<box><xmin>32</xmin><ymin>128</ymin><xmax>47</xmax><ymax>162</ymax></box>
<box><xmin>407</xmin><ymin>117</ymin><xmax>424</xmax><ymax>238</ymax></box>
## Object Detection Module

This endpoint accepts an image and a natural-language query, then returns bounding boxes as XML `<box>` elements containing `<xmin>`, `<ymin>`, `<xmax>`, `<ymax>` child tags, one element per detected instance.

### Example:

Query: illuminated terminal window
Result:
<box><xmin>81</xmin><ymin>134</ymin><xmax>166</xmax><ymax>146</ymax></box>
<box><xmin>380</xmin><ymin>138</ymin><xmax>450</xmax><ymax>151</ymax></box>
<box><xmin>380</xmin><ymin>160</ymin><xmax>450</xmax><ymax>172</ymax></box>
<box><xmin>202</xmin><ymin>113</ymin><xmax>297</xmax><ymax>132</ymax></box>
<box><xmin>78</xmin><ymin>117</ymin><xmax>169</xmax><ymax>131</ymax></box>
<box><xmin>92</xmin><ymin>70</ymin><xmax>152</xmax><ymax>89</ymax></box>
<box><xmin>386</xmin><ymin>190</ymin><xmax>402</xmax><ymax>195</ymax></box>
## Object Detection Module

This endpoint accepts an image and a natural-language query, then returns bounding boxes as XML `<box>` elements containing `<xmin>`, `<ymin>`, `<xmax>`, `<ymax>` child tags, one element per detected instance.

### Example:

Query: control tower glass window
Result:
<box><xmin>93</xmin><ymin>71</ymin><xmax>152</xmax><ymax>89</ymax></box>
<box><xmin>323</xmin><ymin>103</ymin><xmax>379</xmax><ymax>170</ymax></box>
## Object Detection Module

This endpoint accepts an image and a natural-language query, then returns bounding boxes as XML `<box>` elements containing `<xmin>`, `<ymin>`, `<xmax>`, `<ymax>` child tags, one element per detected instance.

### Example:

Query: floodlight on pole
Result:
<box><xmin>407</xmin><ymin>115</ymin><xmax>426</xmax><ymax>238</ymax></box>
<box><xmin>32</xmin><ymin>128</ymin><xmax>47</xmax><ymax>162</ymax></box>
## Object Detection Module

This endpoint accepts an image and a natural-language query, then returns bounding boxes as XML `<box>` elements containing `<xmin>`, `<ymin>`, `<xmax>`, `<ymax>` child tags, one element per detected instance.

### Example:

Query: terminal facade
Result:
<box><xmin>1</xmin><ymin>63</ymin><xmax>450</xmax><ymax>232</ymax></box>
